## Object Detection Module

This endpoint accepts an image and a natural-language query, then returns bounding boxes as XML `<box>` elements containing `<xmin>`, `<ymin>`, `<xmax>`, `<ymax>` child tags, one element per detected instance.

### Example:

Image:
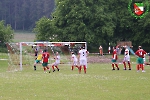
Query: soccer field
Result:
<box><xmin>0</xmin><ymin>55</ymin><xmax>150</xmax><ymax>100</ymax></box>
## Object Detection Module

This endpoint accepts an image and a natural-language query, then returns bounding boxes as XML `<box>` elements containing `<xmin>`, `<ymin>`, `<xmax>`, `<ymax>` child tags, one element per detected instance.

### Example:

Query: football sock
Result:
<box><xmin>123</xmin><ymin>62</ymin><xmax>126</xmax><ymax>69</ymax></box>
<box><xmin>128</xmin><ymin>61</ymin><xmax>131</xmax><ymax>69</ymax></box>
<box><xmin>71</xmin><ymin>66</ymin><xmax>74</xmax><ymax>70</ymax></box>
<box><xmin>79</xmin><ymin>66</ymin><xmax>81</xmax><ymax>74</ymax></box>
<box><xmin>141</xmin><ymin>64</ymin><xmax>144</xmax><ymax>70</ymax></box>
<box><xmin>55</xmin><ymin>66</ymin><xmax>59</xmax><ymax>69</ymax></box>
<box><xmin>46</xmin><ymin>66</ymin><xmax>50</xmax><ymax>70</ymax></box>
<box><xmin>52</xmin><ymin>65</ymin><xmax>55</xmax><ymax>70</ymax></box>
<box><xmin>112</xmin><ymin>64</ymin><xmax>115</xmax><ymax>69</ymax></box>
<box><xmin>76</xmin><ymin>65</ymin><xmax>78</xmax><ymax>69</ymax></box>
<box><xmin>43</xmin><ymin>67</ymin><xmax>46</xmax><ymax>71</ymax></box>
<box><xmin>115</xmin><ymin>64</ymin><xmax>119</xmax><ymax>70</ymax></box>
<box><xmin>137</xmin><ymin>65</ymin><xmax>139</xmax><ymax>70</ymax></box>
<box><xmin>115</xmin><ymin>64</ymin><xmax>119</xmax><ymax>68</ymax></box>
<box><xmin>83</xmin><ymin>65</ymin><xmax>86</xmax><ymax>74</ymax></box>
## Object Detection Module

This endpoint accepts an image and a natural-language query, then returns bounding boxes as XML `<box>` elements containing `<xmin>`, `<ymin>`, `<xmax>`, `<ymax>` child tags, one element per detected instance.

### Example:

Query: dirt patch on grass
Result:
<box><xmin>88</xmin><ymin>55</ymin><xmax>123</xmax><ymax>63</ymax></box>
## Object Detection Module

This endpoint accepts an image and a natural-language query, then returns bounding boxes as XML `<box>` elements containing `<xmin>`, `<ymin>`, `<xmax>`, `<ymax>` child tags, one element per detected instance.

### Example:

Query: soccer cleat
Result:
<box><xmin>53</xmin><ymin>70</ymin><xmax>55</xmax><ymax>72</ymax></box>
<box><xmin>117</xmin><ymin>68</ymin><xmax>119</xmax><ymax>70</ymax></box>
<box><xmin>49</xmin><ymin>71</ymin><xmax>50</xmax><ymax>73</ymax></box>
<box><xmin>124</xmin><ymin>68</ymin><xmax>126</xmax><ymax>70</ymax></box>
<box><xmin>112</xmin><ymin>69</ymin><xmax>115</xmax><ymax>70</ymax></box>
<box><xmin>34</xmin><ymin>66</ymin><xmax>36</xmax><ymax>70</ymax></box>
<box><xmin>57</xmin><ymin>69</ymin><xmax>60</xmax><ymax>71</ymax></box>
<box><xmin>142</xmin><ymin>70</ymin><xmax>146</xmax><ymax>72</ymax></box>
<box><xmin>129</xmin><ymin>68</ymin><xmax>131</xmax><ymax>70</ymax></box>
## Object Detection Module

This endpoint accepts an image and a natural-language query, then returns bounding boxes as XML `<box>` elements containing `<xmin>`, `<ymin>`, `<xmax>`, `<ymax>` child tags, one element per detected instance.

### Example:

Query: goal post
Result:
<box><xmin>17</xmin><ymin>42</ymin><xmax>87</xmax><ymax>71</ymax></box>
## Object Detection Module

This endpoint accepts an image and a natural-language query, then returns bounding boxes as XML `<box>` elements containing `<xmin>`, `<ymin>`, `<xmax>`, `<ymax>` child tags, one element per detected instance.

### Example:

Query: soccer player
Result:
<box><xmin>42</xmin><ymin>49</ymin><xmax>50</xmax><ymax>73</ymax></box>
<box><xmin>78</xmin><ymin>47</ymin><xmax>88</xmax><ymax>74</ymax></box>
<box><xmin>52</xmin><ymin>52</ymin><xmax>60</xmax><ymax>72</ymax></box>
<box><xmin>71</xmin><ymin>52</ymin><xmax>78</xmax><ymax>70</ymax></box>
<box><xmin>111</xmin><ymin>46</ymin><xmax>119</xmax><ymax>70</ymax></box>
<box><xmin>123</xmin><ymin>46</ymin><xmax>131</xmax><ymax>70</ymax></box>
<box><xmin>135</xmin><ymin>46</ymin><xmax>147</xmax><ymax>72</ymax></box>
<box><xmin>148</xmin><ymin>52</ymin><xmax>150</xmax><ymax>62</ymax></box>
<box><xmin>108</xmin><ymin>46</ymin><xmax>111</xmax><ymax>54</ymax></box>
<box><xmin>144</xmin><ymin>52</ymin><xmax>150</xmax><ymax>65</ymax></box>
<box><xmin>33</xmin><ymin>51</ymin><xmax>42</xmax><ymax>70</ymax></box>
<box><xmin>34</xmin><ymin>47</ymin><xmax>39</xmax><ymax>57</ymax></box>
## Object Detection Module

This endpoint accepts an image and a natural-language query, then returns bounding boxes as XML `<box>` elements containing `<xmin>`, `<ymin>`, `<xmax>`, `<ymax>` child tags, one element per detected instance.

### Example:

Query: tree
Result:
<box><xmin>52</xmin><ymin>0</ymin><xmax>115</xmax><ymax>46</ymax></box>
<box><xmin>130</xmin><ymin>14</ymin><xmax>150</xmax><ymax>46</ymax></box>
<box><xmin>34</xmin><ymin>16</ymin><xmax>57</xmax><ymax>41</ymax></box>
<box><xmin>0</xmin><ymin>20</ymin><xmax>14</xmax><ymax>43</ymax></box>
<box><xmin>0</xmin><ymin>0</ymin><xmax>55</xmax><ymax>30</ymax></box>
<box><xmin>111</xmin><ymin>0</ymin><xmax>150</xmax><ymax>47</ymax></box>
<box><xmin>34</xmin><ymin>0</ymin><xmax>150</xmax><ymax>52</ymax></box>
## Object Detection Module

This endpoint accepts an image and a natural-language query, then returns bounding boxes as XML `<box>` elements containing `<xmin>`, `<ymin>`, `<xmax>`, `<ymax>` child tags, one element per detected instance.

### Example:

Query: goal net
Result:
<box><xmin>6</xmin><ymin>42</ymin><xmax>87</xmax><ymax>71</ymax></box>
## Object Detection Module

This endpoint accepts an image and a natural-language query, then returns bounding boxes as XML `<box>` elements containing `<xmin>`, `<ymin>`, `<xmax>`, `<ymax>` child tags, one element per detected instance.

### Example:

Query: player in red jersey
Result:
<box><xmin>42</xmin><ymin>49</ymin><xmax>50</xmax><ymax>73</ymax></box>
<box><xmin>111</xmin><ymin>47</ymin><xmax>119</xmax><ymax>70</ymax></box>
<box><xmin>135</xmin><ymin>46</ymin><xmax>147</xmax><ymax>72</ymax></box>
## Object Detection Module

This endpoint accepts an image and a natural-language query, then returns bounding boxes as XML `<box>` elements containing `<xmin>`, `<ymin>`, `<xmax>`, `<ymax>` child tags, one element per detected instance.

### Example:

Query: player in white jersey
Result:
<box><xmin>78</xmin><ymin>47</ymin><xmax>88</xmax><ymax>74</ymax></box>
<box><xmin>71</xmin><ymin>52</ymin><xmax>78</xmax><ymax>70</ymax></box>
<box><xmin>52</xmin><ymin>52</ymin><xmax>60</xmax><ymax>72</ymax></box>
<box><xmin>123</xmin><ymin>46</ymin><xmax>131</xmax><ymax>70</ymax></box>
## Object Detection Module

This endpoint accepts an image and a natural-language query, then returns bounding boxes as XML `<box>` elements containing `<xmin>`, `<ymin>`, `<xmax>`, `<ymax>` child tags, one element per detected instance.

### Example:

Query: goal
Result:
<box><xmin>6</xmin><ymin>42</ymin><xmax>87</xmax><ymax>71</ymax></box>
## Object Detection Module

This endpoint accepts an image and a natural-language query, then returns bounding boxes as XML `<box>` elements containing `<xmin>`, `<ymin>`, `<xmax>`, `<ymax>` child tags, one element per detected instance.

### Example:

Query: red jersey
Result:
<box><xmin>42</xmin><ymin>52</ymin><xmax>50</xmax><ymax>63</ymax></box>
<box><xmin>112</xmin><ymin>49</ymin><xmax>118</xmax><ymax>60</ymax></box>
<box><xmin>135</xmin><ymin>49</ymin><xmax>147</xmax><ymax>58</ymax></box>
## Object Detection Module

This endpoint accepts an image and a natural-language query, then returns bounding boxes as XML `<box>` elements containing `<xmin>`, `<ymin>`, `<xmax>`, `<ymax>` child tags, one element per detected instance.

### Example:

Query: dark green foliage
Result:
<box><xmin>0</xmin><ymin>0</ymin><xmax>55</xmax><ymax>30</ymax></box>
<box><xmin>34</xmin><ymin>16</ymin><xmax>57</xmax><ymax>41</ymax></box>
<box><xmin>34</xmin><ymin>0</ymin><xmax>150</xmax><ymax>52</ymax></box>
<box><xmin>0</xmin><ymin>20</ymin><xmax>13</xmax><ymax>53</ymax></box>
<box><xmin>0</xmin><ymin>20</ymin><xmax>14</xmax><ymax>43</ymax></box>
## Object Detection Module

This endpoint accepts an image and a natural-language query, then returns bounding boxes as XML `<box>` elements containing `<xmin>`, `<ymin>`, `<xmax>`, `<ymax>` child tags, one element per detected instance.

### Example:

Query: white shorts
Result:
<box><xmin>72</xmin><ymin>60</ymin><xmax>78</xmax><ymax>66</ymax></box>
<box><xmin>53</xmin><ymin>61</ymin><xmax>60</xmax><ymax>66</ymax></box>
<box><xmin>123</xmin><ymin>56</ymin><xmax>130</xmax><ymax>62</ymax></box>
<box><xmin>79</xmin><ymin>59</ymin><xmax>87</xmax><ymax>66</ymax></box>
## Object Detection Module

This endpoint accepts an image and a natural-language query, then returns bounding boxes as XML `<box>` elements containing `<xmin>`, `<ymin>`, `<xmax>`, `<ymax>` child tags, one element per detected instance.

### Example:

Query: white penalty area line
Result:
<box><xmin>0</xmin><ymin>59</ymin><xmax>8</xmax><ymax>60</ymax></box>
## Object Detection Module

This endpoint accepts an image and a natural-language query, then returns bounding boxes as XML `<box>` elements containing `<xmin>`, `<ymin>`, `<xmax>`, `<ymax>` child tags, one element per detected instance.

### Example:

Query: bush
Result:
<box><xmin>0</xmin><ymin>47</ymin><xmax>7</xmax><ymax>53</ymax></box>
<box><xmin>0</xmin><ymin>43</ymin><xmax>7</xmax><ymax>53</ymax></box>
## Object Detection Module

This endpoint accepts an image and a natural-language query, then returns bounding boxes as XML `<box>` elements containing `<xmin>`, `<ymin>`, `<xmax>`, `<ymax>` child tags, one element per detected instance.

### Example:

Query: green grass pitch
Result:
<box><xmin>0</xmin><ymin>55</ymin><xmax>150</xmax><ymax>100</ymax></box>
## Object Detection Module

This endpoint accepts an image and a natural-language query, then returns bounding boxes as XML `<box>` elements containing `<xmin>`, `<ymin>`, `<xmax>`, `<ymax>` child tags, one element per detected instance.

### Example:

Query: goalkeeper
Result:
<box><xmin>33</xmin><ymin>50</ymin><xmax>42</xmax><ymax>70</ymax></box>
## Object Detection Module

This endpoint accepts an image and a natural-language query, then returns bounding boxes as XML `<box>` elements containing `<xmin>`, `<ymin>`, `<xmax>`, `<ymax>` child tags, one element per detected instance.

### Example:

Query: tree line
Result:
<box><xmin>1</xmin><ymin>0</ymin><xmax>150</xmax><ymax>52</ymax></box>
<box><xmin>34</xmin><ymin>0</ymin><xmax>150</xmax><ymax>52</ymax></box>
<box><xmin>0</xmin><ymin>0</ymin><xmax>54</xmax><ymax>30</ymax></box>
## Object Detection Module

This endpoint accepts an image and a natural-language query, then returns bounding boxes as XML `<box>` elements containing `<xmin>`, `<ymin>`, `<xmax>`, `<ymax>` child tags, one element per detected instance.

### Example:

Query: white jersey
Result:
<box><xmin>55</xmin><ymin>55</ymin><xmax>60</xmax><ymax>63</ymax></box>
<box><xmin>71</xmin><ymin>54</ymin><xmax>78</xmax><ymax>62</ymax></box>
<box><xmin>124</xmin><ymin>49</ymin><xmax>129</xmax><ymax>56</ymax></box>
<box><xmin>123</xmin><ymin>48</ymin><xmax>130</xmax><ymax>62</ymax></box>
<box><xmin>79</xmin><ymin>49</ymin><xmax>88</xmax><ymax>67</ymax></box>
<box><xmin>108</xmin><ymin>47</ymin><xmax>111</xmax><ymax>50</ymax></box>
<box><xmin>53</xmin><ymin>55</ymin><xmax>60</xmax><ymax>66</ymax></box>
<box><xmin>79</xmin><ymin>49</ymin><xmax>87</xmax><ymax>60</ymax></box>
